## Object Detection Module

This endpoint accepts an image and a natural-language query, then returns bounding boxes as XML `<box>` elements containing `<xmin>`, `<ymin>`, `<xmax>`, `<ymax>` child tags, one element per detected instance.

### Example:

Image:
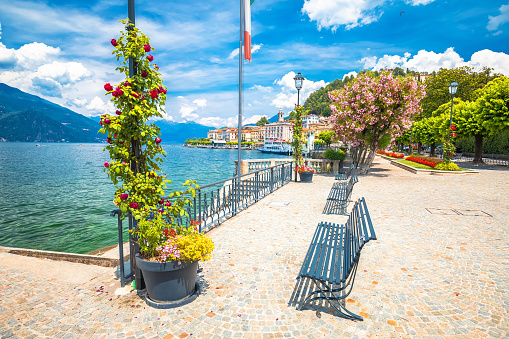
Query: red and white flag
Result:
<box><xmin>244</xmin><ymin>0</ymin><xmax>253</xmax><ymax>61</ymax></box>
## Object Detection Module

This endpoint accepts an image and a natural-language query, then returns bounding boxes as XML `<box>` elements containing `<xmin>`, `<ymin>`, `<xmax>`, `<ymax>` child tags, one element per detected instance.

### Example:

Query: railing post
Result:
<box><xmin>117</xmin><ymin>213</ymin><xmax>124</xmax><ymax>288</ymax></box>
<box><xmin>198</xmin><ymin>190</ymin><xmax>202</xmax><ymax>232</ymax></box>
<box><xmin>280</xmin><ymin>164</ymin><xmax>284</xmax><ymax>187</ymax></box>
<box><xmin>255</xmin><ymin>171</ymin><xmax>259</xmax><ymax>201</ymax></box>
<box><xmin>270</xmin><ymin>167</ymin><xmax>274</xmax><ymax>192</ymax></box>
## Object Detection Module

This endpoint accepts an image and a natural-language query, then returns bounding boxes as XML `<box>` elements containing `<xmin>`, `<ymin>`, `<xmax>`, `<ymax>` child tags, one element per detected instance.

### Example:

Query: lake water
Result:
<box><xmin>0</xmin><ymin>143</ymin><xmax>291</xmax><ymax>254</ymax></box>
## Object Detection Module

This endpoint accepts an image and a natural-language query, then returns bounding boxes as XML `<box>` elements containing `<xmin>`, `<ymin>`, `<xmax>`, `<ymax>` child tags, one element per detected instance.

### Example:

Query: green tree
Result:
<box><xmin>477</xmin><ymin>76</ymin><xmax>509</xmax><ymax>135</ymax></box>
<box><xmin>317</xmin><ymin>130</ymin><xmax>334</xmax><ymax>148</ymax></box>
<box><xmin>303</xmin><ymin>78</ymin><xmax>346</xmax><ymax>116</ymax></box>
<box><xmin>412</xmin><ymin>116</ymin><xmax>442</xmax><ymax>156</ymax></box>
<box><xmin>420</xmin><ymin>66</ymin><xmax>501</xmax><ymax>120</ymax></box>
<box><xmin>256</xmin><ymin>116</ymin><xmax>269</xmax><ymax>126</ymax></box>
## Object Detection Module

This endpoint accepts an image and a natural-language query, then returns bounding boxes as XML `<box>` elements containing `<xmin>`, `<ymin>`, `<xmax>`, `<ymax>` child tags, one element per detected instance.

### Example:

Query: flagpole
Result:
<box><xmin>237</xmin><ymin>0</ymin><xmax>243</xmax><ymax>177</ymax></box>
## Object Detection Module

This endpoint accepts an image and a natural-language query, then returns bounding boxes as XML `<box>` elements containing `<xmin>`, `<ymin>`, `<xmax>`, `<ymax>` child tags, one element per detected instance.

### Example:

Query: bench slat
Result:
<box><xmin>298</xmin><ymin>222</ymin><xmax>326</xmax><ymax>278</ymax></box>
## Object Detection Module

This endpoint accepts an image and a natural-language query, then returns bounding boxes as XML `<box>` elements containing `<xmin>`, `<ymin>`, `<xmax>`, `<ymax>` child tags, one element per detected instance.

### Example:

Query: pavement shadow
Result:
<box><xmin>362</xmin><ymin>167</ymin><xmax>389</xmax><ymax>178</ymax></box>
<box><xmin>288</xmin><ymin>276</ymin><xmax>345</xmax><ymax>318</ymax></box>
<box><xmin>456</xmin><ymin>161</ymin><xmax>509</xmax><ymax>172</ymax></box>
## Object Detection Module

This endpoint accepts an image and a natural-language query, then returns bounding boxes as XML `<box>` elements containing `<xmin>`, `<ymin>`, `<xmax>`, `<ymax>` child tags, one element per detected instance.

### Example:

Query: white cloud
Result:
<box><xmin>243</xmin><ymin>114</ymin><xmax>267</xmax><ymax>125</ymax></box>
<box><xmin>342</xmin><ymin>71</ymin><xmax>357</xmax><ymax>80</ymax></box>
<box><xmin>405</xmin><ymin>0</ymin><xmax>435</xmax><ymax>5</ymax></box>
<box><xmin>179</xmin><ymin>105</ymin><xmax>199</xmax><ymax>120</ymax></box>
<box><xmin>85</xmin><ymin>96</ymin><xmax>115</xmax><ymax>116</ymax></box>
<box><xmin>210</xmin><ymin>57</ymin><xmax>222</xmax><ymax>64</ymax></box>
<box><xmin>302</xmin><ymin>0</ymin><xmax>437</xmax><ymax>31</ymax></box>
<box><xmin>271</xmin><ymin>71</ymin><xmax>327</xmax><ymax>109</ymax></box>
<box><xmin>227</xmin><ymin>44</ymin><xmax>263</xmax><ymax>59</ymax></box>
<box><xmin>469</xmin><ymin>49</ymin><xmax>509</xmax><ymax>76</ymax></box>
<box><xmin>487</xmin><ymin>3</ymin><xmax>509</xmax><ymax>32</ymax></box>
<box><xmin>198</xmin><ymin>116</ymin><xmax>238</xmax><ymax>128</ymax></box>
<box><xmin>250</xmin><ymin>85</ymin><xmax>273</xmax><ymax>92</ymax></box>
<box><xmin>15</xmin><ymin>42</ymin><xmax>61</xmax><ymax>69</ymax></box>
<box><xmin>302</xmin><ymin>0</ymin><xmax>386</xmax><ymax>31</ymax></box>
<box><xmin>72</xmin><ymin>98</ymin><xmax>88</xmax><ymax>107</ymax></box>
<box><xmin>193</xmin><ymin>98</ymin><xmax>207</xmax><ymax>107</ymax></box>
<box><xmin>360</xmin><ymin>48</ymin><xmax>509</xmax><ymax>76</ymax></box>
<box><xmin>37</xmin><ymin>61</ymin><xmax>90</xmax><ymax>84</ymax></box>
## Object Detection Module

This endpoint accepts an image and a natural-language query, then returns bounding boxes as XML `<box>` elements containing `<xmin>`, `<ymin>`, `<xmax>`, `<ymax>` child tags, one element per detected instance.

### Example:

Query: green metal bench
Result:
<box><xmin>335</xmin><ymin>164</ymin><xmax>355</xmax><ymax>181</ymax></box>
<box><xmin>323</xmin><ymin>173</ymin><xmax>358</xmax><ymax>215</ymax></box>
<box><xmin>297</xmin><ymin>197</ymin><xmax>376</xmax><ymax>321</ymax></box>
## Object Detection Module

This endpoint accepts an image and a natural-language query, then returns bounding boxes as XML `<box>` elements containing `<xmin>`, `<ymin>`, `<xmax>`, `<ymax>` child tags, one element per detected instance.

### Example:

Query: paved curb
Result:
<box><xmin>0</xmin><ymin>246</ymin><xmax>129</xmax><ymax>267</ymax></box>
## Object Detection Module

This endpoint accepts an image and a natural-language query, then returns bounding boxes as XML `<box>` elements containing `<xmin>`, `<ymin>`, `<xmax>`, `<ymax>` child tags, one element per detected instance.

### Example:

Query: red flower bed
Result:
<box><xmin>406</xmin><ymin>155</ymin><xmax>444</xmax><ymax>168</ymax></box>
<box><xmin>377</xmin><ymin>150</ymin><xmax>404</xmax><ymax>158</ymax></box>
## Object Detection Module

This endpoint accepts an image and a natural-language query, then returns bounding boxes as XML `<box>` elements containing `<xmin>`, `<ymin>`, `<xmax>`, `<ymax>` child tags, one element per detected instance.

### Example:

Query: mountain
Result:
<box><xmin>0</xmin><ymin>83</ymin><xmax>213</xmax><ymax>143</ymax></box>
<box><xmin>157</xmin><ymin>120</ymin><xmax>211</xmax><ymax>142</ymax></box>
<box><xmin>0</xmin><ymin>83</ymin><xmax>104</xmax><ymax>142</ymax></box>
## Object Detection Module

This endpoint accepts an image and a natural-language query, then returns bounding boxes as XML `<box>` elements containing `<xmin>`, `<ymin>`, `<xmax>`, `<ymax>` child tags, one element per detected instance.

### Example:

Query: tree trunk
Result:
<box><xmin>473</xmin><ymin>133</ymin><xmax>484</xmax><ymax>164</ymax></box>
<box><xmin>360</xmin><ymin>139</ymin><xmax>381</xmax><ymax>174</ymax></box>
<box><xmin>358</xmin><ymin>146</ymin><xmax>367</xmax><ymax>169</ymax></box>
<box><xmin>430</xmin><ymin>142</ymin><xmax>436</xmax><ymax>157</ymax></box>
<box><xmin>417</xmin><ymin>142</ymin><xmax>422</xmax><ymax>155</ymax></box>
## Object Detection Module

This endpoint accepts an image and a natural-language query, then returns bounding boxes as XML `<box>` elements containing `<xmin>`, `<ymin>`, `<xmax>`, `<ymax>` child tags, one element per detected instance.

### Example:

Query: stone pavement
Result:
<box><xmin>0</xmin><ymin>157</ymin><xmax>507</xmax><ymax>338</ymax></box>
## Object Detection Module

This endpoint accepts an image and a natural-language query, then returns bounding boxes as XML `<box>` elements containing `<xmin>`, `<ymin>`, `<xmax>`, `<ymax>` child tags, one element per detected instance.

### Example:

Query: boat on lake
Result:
<box><xmin>258</xmin><ymin>138</ymin><xmax>292</xmax><ymax>155</ymax></box>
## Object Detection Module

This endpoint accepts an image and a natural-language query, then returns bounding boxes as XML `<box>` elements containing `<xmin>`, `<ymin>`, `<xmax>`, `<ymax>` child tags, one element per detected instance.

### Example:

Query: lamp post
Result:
<box><xmin>448</xmin><ymin>81</ymin><xmax>459</xmax><ymax>129</ymax></box>
<box><xmin>294</xmin><ymin>72</ymin><xmax>304</xmax><ymax>106</ymax></box>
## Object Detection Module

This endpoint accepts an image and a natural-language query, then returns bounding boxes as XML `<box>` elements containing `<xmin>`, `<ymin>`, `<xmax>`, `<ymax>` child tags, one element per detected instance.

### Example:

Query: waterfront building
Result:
<box><xmin>207</xmin><ymin>128</ymin><xmax>224</xmax><ymax>140</ymax></box>
<box><xmin>223</xmin><ymin>128</ymin><xmax>238</xmax><ymax>142</ymax></box>
<box><xmin>302</xmin><ymin>113</ymin><xmax>319</xmax><ymax>128</ymax></box>
<box><xmin>264</xmin><ymin>122</ymin><xmax>292</xmax><ymax>142</ymax></box>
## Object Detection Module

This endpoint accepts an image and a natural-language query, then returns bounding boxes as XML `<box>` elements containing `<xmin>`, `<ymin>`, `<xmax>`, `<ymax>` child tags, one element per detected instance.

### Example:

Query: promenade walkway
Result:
<box><xmin>1</xmin><ymin>157</ymin><xmax>507</xmax><ymax>338</ymax></box>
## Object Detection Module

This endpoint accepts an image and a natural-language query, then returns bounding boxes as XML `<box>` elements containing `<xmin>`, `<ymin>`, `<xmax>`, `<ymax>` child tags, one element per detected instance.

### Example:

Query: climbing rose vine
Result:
<box><xmin>99</xmin><ymin>19</ymin><xmax>197</xmax><ymax>222</ymax></box>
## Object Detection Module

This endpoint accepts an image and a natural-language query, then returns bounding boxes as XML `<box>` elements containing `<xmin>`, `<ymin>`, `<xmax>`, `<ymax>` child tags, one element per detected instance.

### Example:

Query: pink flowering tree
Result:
<box><xmin>329</xmin><ymin>70</ymin><xmax>426</xmax><ymax>173</ymax></box>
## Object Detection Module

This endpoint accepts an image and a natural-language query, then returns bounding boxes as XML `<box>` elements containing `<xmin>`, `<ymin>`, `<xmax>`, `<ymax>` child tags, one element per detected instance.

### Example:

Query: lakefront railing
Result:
<box><xmin>111</xmin><ymin>161</ymin><xmax>293</xmax><ymax>287</ymax></box>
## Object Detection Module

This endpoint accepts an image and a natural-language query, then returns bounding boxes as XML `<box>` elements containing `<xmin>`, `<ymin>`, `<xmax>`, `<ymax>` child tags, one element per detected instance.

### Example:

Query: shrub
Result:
<box><xmin>435</xmin><ymin>162</ymin><xmax>461</xmax><ymax>171</ymax></box>
<box><xmin>323</xmin><ymin>148</ymin><xmax>346</xmax><ymax>161</ymax></box>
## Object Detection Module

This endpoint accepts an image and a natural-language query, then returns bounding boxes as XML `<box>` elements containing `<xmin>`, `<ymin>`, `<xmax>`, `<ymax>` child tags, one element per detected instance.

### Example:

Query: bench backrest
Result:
<box><xmin>342</xmin><ymin>197</ymin><xmax>377</xmax><ymax>280</ymax></box>
<box><xmin>346</xmin><ymin>172</ymin><xmax>358</xmax><ymax>195</ymax></box>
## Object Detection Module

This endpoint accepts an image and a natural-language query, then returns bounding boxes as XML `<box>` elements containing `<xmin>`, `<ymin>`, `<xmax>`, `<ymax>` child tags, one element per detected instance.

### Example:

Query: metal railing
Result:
<box><xmin>235</xmin><ymin>158</ymin><xmax>344</xmax><ymax>175</ymax></box>
<box><xmin>111</xmin><ymin>161</ymin><xmax>294</xmax><ymax>287</ymax></box>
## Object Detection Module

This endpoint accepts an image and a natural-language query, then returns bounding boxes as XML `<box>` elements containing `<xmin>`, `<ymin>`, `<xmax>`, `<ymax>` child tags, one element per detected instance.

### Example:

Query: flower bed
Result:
<box><xmin>405</xmin><ymin>155</ymin><xmax>443</xmax><ymax>168</ymax></box>
<box><xmin>377</xmin><ymin>150</ymin><xmax>404</xmax><ymax>159</ymax></box>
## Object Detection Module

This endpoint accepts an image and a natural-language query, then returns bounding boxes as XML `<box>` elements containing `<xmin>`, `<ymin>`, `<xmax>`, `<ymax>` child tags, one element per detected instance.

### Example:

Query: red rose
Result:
<box><xmin>451</xmin><ymin>125</ymin><xmax>456</xmax><ymax>130</ymax></box>
<box><xmin>104</xmin><ymin>162</ymin><xmax>109</xmax><ymax>167</ymax></box>
<box><xmin>144</xmin><ymin>44</ymin><xmax>151</xmax><ymax>52</ymax></box>
<box><xmin>155</xmin><ymin>137</ymin><xmax>162</xmax><ymax>144</ymax></box>
<box><xmin>116</xmin><ymin>110</ymin><xmax>121</xmax><ymax>115</ymax></box>
<box><xmin>131</xmin><ymin>92</ymin><xmax>139</xmax><ymax>98</ymax></box>
<box><xmin>104</xmin><ymin>119</ymin><xmax>111</xmax><ymax>124</ymax></box>
<box><xmin>158</xmin><ymin>86</ymin><xmax>167</xmax><ymax>94</ymax></box>
<box><xmin>141</xmin><ymin>70</ymin><xmax>148</xmax><ymax>77</ymax></box>
<box><xmin>104</xmin><ymin>83</ymin><xmax>113</xmax><ymax>91</ymax></box>
<box><xmin>150</xmin><ymin>90</ymin><xmax>158</xmax><ymax>99</ymax></box>
<box><xmin>111</xmin><ymin>39</ymin><xmax>117</xmax><ymax>47</ymax></box>
<box><xmin>147</xmin><ymin>55</ymin><xmax>154</xmax><ymax>62</ymax></box>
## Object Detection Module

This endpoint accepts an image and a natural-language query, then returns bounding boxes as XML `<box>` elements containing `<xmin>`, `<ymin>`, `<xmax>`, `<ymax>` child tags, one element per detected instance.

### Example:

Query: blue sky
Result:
<box><xmin>0</xmin><ymin>0</ymin><xmax>508</xmax><ymax>127</ymax></box>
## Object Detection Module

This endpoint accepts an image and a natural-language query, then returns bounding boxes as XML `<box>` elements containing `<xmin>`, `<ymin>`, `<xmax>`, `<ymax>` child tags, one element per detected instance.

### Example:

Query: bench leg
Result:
<box><xmin>298</xmin><ymin>261</ymin><xmax>363</xmax><ymax>321</ymax></box>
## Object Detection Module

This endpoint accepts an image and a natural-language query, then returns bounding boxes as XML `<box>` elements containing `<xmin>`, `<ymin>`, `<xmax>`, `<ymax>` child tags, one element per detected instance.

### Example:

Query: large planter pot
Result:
<box><xmin>299</xmin><ymin>171</ymin><xmax>314</xmax><ymax>182</ymax></box>
<box><xmin>135</xmin><ymin>254</ymin><xmax>199</xmax><ymax>307</ymax></box>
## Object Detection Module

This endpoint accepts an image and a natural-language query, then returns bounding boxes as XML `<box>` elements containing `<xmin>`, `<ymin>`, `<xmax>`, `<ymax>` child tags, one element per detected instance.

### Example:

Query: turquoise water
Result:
<box><xmin>0</xmin><ymin>143</ymin><xmax>290</xmax><ymax>254</ymax></box>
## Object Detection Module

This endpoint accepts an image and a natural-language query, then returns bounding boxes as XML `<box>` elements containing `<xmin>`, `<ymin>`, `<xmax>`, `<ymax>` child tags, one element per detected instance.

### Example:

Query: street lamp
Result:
<box><xmin>448</xmin><ymin>81</ymin><xmax>459</xmax><ymax>129</ymax></box>
<box><xmin>294</xmin><ymin>72</ymin><xmax>304</xmax><ymax>106</ymax></box>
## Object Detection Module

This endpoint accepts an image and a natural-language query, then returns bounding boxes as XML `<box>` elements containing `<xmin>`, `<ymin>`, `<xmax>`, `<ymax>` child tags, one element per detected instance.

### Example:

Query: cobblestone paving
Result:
<box><xmin>1</xmin><ymin>158</ymin><xmax>507</xmax><ymax>338</ymax></box>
